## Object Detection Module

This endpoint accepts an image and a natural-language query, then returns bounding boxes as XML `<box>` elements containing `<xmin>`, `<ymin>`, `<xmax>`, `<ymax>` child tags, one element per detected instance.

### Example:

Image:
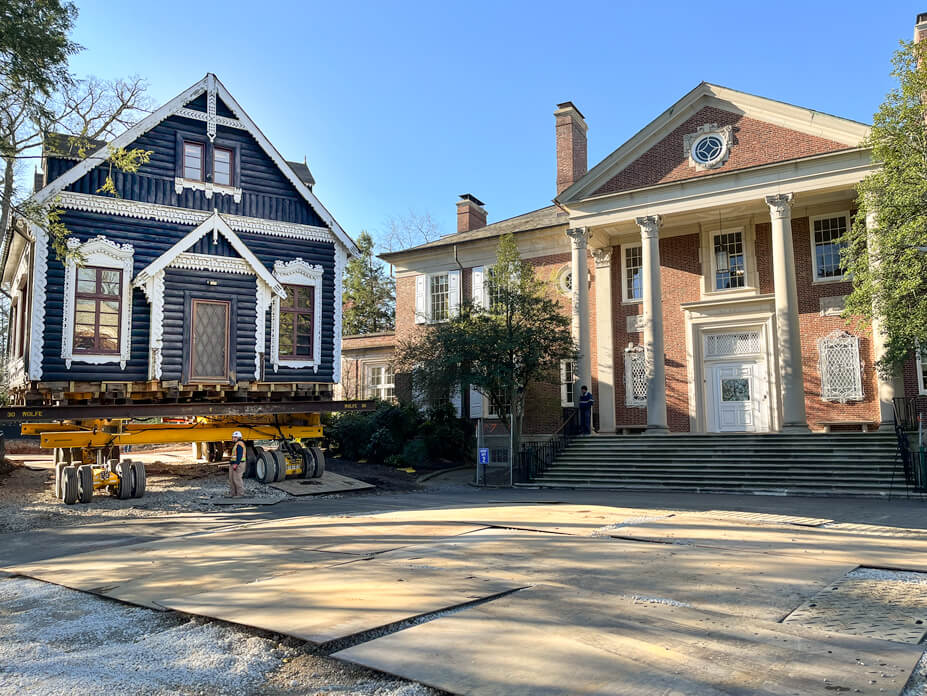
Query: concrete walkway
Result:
<box><xmin>4</xmin><ymin>488</ymin><xmax>927</xmax><ymax>694</ymax></box>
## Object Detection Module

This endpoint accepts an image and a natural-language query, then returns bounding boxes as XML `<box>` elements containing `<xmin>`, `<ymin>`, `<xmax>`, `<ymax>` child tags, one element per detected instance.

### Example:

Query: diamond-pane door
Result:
<box><xmin>190</xmin><ymin>299</ymin><xmax>229</xmax><ymax>381</ymax></box>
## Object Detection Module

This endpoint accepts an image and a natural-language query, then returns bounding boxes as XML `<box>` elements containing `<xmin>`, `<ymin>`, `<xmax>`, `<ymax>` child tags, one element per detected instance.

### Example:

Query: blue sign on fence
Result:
<box><xmin>478</xmin><ymin>448</ymin><xmax>490</xmax><ymax>465</ymax></box>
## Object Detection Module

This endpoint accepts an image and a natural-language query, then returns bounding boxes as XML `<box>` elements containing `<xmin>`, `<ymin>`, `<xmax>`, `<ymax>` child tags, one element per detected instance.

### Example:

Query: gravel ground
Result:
<box><xmin>0</xmin><ymin>450</ymin><xmax>432</xmax><ymax>535</ymax></box>
<box><xmin>0</xmin><ymin>577</ymin><xmax>442</xmax><ymax>696</ymax></box>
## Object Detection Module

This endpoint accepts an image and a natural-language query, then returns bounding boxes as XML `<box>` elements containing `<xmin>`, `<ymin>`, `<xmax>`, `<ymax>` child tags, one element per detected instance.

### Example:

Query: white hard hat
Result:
<box><xmin>232</xmin><ymin>431</ymin><xmax>243</xmax><ymax>439</ymax></box>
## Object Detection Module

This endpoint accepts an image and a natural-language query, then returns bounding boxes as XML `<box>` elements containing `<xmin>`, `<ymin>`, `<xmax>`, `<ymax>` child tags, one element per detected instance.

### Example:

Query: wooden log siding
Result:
<box><xmin>39</xmin><ymin>208</ymin><xmax>337</xmax><ymax>383</ymax></box>
<box><xmin>51</xmin><ymin>115</ymin><xmax>325</xmax><ymax>226</ymax></box>
<box><xmin>161</xmin><ymin>268</ymin><xmax>255</xmax><ymax>383</ymax></box>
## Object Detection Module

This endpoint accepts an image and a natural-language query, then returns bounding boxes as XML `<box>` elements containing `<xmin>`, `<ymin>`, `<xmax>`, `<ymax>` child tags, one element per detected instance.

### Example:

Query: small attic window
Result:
<box><xmin>183</xmin><ymin>141</ymin><xmax>205</xmax><ymax>180</ymax></box>
<box><xmin>692</xmin><ymin>134</ymin><xmax>725</xmax><ymax>166</ymax></box>
<box><xmin>214</xmin><ymin>146</ymin><xmax>233</xmax><ymax>186</ymax></box>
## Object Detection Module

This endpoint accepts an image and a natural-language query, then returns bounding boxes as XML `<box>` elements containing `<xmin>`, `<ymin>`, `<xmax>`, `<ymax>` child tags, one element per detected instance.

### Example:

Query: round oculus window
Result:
<box><xmin>691</xmin><ymin>134</ymin><xmax>726</xmax><ymax>166</ymax></box>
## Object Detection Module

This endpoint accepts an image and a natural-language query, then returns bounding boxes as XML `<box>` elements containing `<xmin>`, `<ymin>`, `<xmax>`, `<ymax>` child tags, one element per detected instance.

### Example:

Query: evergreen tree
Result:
<box><xmin>342</xmin><ymin>230</ymin><xmax>395</xmax><ymax>335</ymax></box>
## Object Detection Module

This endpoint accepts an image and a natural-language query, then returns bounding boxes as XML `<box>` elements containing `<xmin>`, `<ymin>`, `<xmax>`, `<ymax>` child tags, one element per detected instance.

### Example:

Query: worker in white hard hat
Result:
<box><xmin>228</xmin><ymin>431</ymin><xmax>246</xmax><ymax>498</ymax></box>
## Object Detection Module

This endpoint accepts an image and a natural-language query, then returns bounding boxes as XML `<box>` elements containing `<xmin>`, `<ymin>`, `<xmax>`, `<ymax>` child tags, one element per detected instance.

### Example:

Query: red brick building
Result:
<box><xmin>381</xmin><ymin>78</ymin><xmax>916</xmax><ymax>436</ymax></box>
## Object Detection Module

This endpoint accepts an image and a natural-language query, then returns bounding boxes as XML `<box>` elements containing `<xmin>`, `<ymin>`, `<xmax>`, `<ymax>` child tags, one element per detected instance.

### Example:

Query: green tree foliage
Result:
<box><xmin>0</xmin><ymin>0</ymin><xmax>79</xmax><ymax>97</ymax></box>
<box><xmin>396</xmin><ymin>233</ymin><xmax>575</xmax><ymax>454</ymax></box>
<box><xmin>342</xmin><ymin>230</ymin><xmax>395</xmax><ymax>335</ymax></box>
<box><xmin>845</xmin><ymin>39</ymin><xmax>927</xmax><ymax>371</ymax></box>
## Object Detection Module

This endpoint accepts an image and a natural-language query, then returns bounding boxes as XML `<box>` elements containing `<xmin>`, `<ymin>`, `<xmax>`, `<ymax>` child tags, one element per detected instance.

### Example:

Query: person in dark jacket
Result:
<box><xmin>578</xmin><ymin>385</ymin><xmax>594</xmax><ymax>435</ymax></box>
<box><xmin>229</xmin><ymin>431</ymin><xmax>245</xmax><ymax>498</ymax></box>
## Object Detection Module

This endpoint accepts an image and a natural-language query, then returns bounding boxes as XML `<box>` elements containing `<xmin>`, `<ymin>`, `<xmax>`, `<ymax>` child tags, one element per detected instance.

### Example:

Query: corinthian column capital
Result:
<box><xmin>635</xmin><ymin>215</ymin><xmax>662</xmax><ymax>240</ymax></box>
<box><xmin>764</xmin><ymin>193</ymin><xmax>794</xmax><ymax>220</ymax></box>
<box><xmin>566</xmin><ymin>226</ymin><xmax>591</xmax><ymax>249</ymax></box>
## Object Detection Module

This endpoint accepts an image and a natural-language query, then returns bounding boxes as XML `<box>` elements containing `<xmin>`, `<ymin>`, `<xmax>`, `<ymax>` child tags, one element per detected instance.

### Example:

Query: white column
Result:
<box><xmin>867</xmin><ymin>208</ymin><xmax>901</xmax><ymax>429</ymax></box>
<box><xmin>591</xmin><ymin>246</ymin><xmax>616</xmax><ymax>433</ymax></box>
<box><xmin>567</xmin><ymin>227</ymin><xmax>592</xmax><ymax>393</ymax></box>
<box><xmin>636</xmin><ymin>215</ymin><xmax>668</xmax><ymax>433</ymax></box>
<box><xmin>765</xmin><ymin>193</ymin><xmax>809</xmax><ymax>432</ymax></box>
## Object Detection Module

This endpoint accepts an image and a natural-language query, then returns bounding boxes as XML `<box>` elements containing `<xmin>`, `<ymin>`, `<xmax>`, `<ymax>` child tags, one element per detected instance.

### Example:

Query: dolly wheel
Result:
<box><xmin>115</xmin><ymin>462</ymin><xmax>135</xmax><ymax>500</ymax></box>
<box><xmin>310</xmin><ymin>447</ymin><xmax>325</xmax><ymax>479</ymax></box>
<box><xmin>271</xmin><ymin>450</ymin><xmax>287</xmax><ymax>482</ymax></box>
<box><xmin>61</xmin><ymin>466</ymin><xmax>79</xmax><ymax>505</ymax></box>
<box><xmin>77</xmin><ymin>465</ymin><xmax>93</xmax><ymax>504</ymax></box>
<box><xmin>131</xmin><ymin>461</ymin><xmax>146</xmax><ymax>498</ymax></box>
<box><xmin>255</xmin><ymin>450</ymin><xmax>277</xmax><ymax>484</ymax></box>
<box><xmin>54</xmin><ymin>461</ymin><xmax>68</xmax><ymax>499</ymax></box>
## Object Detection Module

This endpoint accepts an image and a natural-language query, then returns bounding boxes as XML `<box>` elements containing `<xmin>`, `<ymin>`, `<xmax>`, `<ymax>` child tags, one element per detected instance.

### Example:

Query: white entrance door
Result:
<box><xmin>707</xmin><ymin>361</ymin><xmax>769</xmax><ymax>433</ymax></box>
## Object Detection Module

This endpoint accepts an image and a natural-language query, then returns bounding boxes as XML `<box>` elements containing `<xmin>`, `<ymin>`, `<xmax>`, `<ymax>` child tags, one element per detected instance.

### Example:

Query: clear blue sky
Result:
<box><xmin>66</xmin><ymin>0</ymin><xmax>922</xmax><ymax>246</ymax></box>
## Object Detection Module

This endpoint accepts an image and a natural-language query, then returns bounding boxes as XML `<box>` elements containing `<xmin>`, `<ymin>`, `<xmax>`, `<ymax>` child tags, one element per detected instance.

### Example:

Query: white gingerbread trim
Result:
<box><xmin>140</xmin><ymin>271</ymin><xmax>165</xmax><ymax>379</ymax></box>
<box><xmin>61</xmin><ymin>235</ymin><xmax>134</xmax><ymax>369</ymax></box>
<box><xmin>255</xmin><ymin>278</ymin><xmax>272</xmax><ymax>380</ymax></box>
<box><xmin>56</xmin><ymin>191</ymin><xmax>335</xmax><ymax>244</ymax></box>
<box><xmin>333</xmin><ymin>244</ymin><xmax>346</xmax><ymax>384</ymax></box>
<box><xmin>174</xmin><ymin>177</ymin><xmax>243</xmax><ymax>203</ymax></box>
<box><xmin>175</xmin><ymin>107</ymin><xmax>247</xmax><ymax>131</ymax></box>
<box><xmin>30</xmin><ymin>72</ymin><xmax>360</xmax><ymax>256</ymax></box>
<box><xmin>171</xmin><ymin>252</ymin><xmax>253</xmax><ymax>275</ymax></box>
<box><xmin>134</xmin><ymin>211</ymin><xmax>285</xmax><ymax>298</ymax></box>
<box><xmin>270</xmin><ymin>259</ymin><xmax>324</xmax><ymax>373</ymax></box>
<box><xmin>27</xmin><ymin>221</ymin><xmax>48</xmax><ymax>380</ymax></box>
<box><xmin>683</xmin><ymin>123</ymin><xmax>733</xmax><ymax>171</ymax></box>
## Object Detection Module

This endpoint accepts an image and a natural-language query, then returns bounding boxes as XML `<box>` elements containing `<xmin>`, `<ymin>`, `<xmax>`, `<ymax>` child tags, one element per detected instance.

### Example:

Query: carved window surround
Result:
<box><xmin>818</xmin><ymin>330</ymin><xmax>863</xmax><ymax>403</ymax></box>
<box><xmin>683</xmin><ymin>123</ymin><xmax>733</xmax><ymax>171</ymax></box>
<box><xmin>174</xmin><ymin>177</ymin><xmax>242</xmax><ymax>203</ymax></box>
<box><xmin>624</xmin><ymin>343</ymin><xmax>647</xmax><ymax>408</ymax></box>
<box><xmin>61</xmin><ymin>236</ymin><xmax>134</xmax><ymax>369</ymax></box>
<box><xmin>270</xmin><ymin>259</ymin><xmax>324</xmax><ymax>373</ymax></box>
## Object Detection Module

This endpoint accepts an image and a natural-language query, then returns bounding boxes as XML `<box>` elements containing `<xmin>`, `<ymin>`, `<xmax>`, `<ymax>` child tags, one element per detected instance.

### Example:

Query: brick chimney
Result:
<box><xmin>456</xmin><ymin>194</ymin><xmax>487</xmax><ymax>233</ymax></box>
<box><xmin>555</xmin><ymin>101</ymin><xmax>587</xmax><ymax>195</ymax></box>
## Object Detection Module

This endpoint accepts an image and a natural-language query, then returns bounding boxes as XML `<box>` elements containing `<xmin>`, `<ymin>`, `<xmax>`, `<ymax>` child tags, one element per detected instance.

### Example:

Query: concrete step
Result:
<box><xmin>516</xmin><ymin>480</ymin><xmax>897</xmax><ymax>498</ymax></box>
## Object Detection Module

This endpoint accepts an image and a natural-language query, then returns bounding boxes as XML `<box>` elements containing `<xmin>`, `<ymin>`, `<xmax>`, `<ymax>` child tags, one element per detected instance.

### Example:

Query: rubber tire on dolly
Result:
<box><xmin>255</xmin><ymin>449</ymin><xmax>277</xmax><ymax>484</ymax></box>
<box><xmin>54</xmin><ymin>461</ymin><xmax>69</xmax><ymax>499</ymax></box>
<box><xmin>130</xmin><ymin>461</ymin><xmax>146</xmax><ymax>498</ymax></box>
<box><xmin>61</xmin><ymin>466</ymin><xmax>79</xmax><ymax>505</ymax></box>
<box><xmin>77</xmin><ymin>465</ymin><xmax>93</xmax><ymax>503</ymax></box>
<box><xmin>115</xmin><ymin>461</ymin><xmax>135</xmax><ymax>499</ymax></box>
<box><xmin>244</xmin><ymin>443</ymin><xmax>257</xmax><ymax>479</ymax></box>
<box><xmin>271</xmin><ymin>450</ymin><xmax>287</xmax><ymax>482</ymax></box>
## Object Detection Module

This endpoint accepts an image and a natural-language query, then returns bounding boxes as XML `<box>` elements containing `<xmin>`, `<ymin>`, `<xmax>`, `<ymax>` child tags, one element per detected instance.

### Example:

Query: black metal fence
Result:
<box><xmin>513</xmin><ymin>409</ymin><xmax>580</xmax><ymax>484</ymax></box>
<box><xmin>891</xmin><ymin>397</ymin><xmax>927</xmax><ymax>494</ymax></box>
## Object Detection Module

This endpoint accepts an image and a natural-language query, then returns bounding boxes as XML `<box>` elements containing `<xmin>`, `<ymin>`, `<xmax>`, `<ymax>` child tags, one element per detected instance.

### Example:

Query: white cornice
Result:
<box><xmin>558</xmin><ymin>82</ymin><xmax>872</xmax><ymax>203</ymax></box>
<box><xmin>56</xmin><ymin>191</ymin><xmax>335</xmax><ymax>243</ymax></box>
<box><xmin>30</xmin><ymin>72</ymin><xmax>359</xmax><ymax>256</ymax></box>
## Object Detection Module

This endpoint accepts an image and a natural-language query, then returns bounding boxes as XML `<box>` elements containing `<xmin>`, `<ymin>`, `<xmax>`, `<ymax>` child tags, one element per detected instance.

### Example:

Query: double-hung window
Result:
<box><xmin>430</xmin><ymin>273</ymin><xmax>449</xmax><ymax>322</ymax></box>
<box><xmin>74</xmin><ymin>266</ymin><xmax>122</xmax><ymax>354</ymax></box>
<box><xmin>214</xmin><ymin>146</ymin><xmax>234</xmax><ymax>186</ymax></box>
<box><xmin>713</xmin><ymin>231</ymin><xmax>745</xmax><ymax>290</ymax></box>
<box><xmin>368</xmin><ymin>364</ymin><xmax>395</xmax><ymax>401</ymax></box>
<box><xmin>811</xmin><ymin>214</ymin><xmax>849</xmax><ymax>282</ymax></box>
<box><xmin>279</xmin><ymin>284</ymin><xmax>314</xmax><ymax>360</ymax></box>
<box><xmin>560</xmin><ymin>359</ymin><xmax>576</xmax><ymax>407</ymax></box>
<box><xmin>486</xmin><ymin>267</ymin><xmax>505</xmax><ymax>312</ymax></box>
<box><xmin>622</xmin><ymin>244</ymin><xmax>643</xmax><ymax>302</ymax></box>
<box><xmin>182</xmin><ymin>141</ymin><xmax>205</xmax><ymax>181</ymax></box>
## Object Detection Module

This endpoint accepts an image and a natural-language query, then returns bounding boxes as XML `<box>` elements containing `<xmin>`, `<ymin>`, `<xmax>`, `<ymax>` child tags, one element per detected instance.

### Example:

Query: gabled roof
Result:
<box><xmin>43</xmin><ymin>132</ymin><xmax>106</xmax><ymax>160</ymax></box>
<box><xmin>380</xmin><ymin>205</ymin><xmax>567</xmax><ymax>261</ymax></box>
<box><xmin>133</xmin><ymin>211</ymin><xmax>286</xmax><ymax>297</ymax></box>
<box><xmin>31</xmin><ymin>73</ymin><xmax>357</xmax><ymax>255</ymax></box>
<box><xmin>285</xmin><ymin>160</ymin><xmax>315</xmax><ymax>189</ymax></box>
<box><xmin>556</xmin><ymin>82</ymin><xmax>871</xmax><ymax>203</ymax></box>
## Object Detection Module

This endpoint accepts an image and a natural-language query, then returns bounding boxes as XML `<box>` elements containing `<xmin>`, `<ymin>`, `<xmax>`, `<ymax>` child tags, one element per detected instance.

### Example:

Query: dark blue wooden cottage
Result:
<box><xmin>1</xmin><ymin>73</ymin><xmax>358</xmax><ymax>403</ymax></box>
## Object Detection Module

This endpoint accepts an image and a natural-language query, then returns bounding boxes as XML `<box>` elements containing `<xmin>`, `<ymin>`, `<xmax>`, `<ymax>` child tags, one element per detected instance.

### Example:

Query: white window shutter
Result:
<box><xmin>469</xmin><ymin>384</ymin><xmax>483</xmax><ymax>418</ymax></box>
<box><xmin>414</xmin><ymin>274</ymin><xmax>427</xmax><ymax>324</ymax></box>
<box><xmin>448</xmin><ymin>269</ymin><xmax>461</xmax><ymax>317</ymax></box>
<box><xmin>471</xmin><ymin>266</ymin><xmax>484</xmax><ymax>309</ymax></box>
<box><xmin>450</xmin><ymin>385</ymin><xmax>462</xmax><ymax>417</ymax></box>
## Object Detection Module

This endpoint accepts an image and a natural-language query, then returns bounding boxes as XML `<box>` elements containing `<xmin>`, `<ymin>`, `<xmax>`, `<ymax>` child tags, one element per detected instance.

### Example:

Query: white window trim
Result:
<box><xmin>174</xmin><ymin>176</ymin><xmax>243</xmax><ymax>203</ymax></box>
<box><xmin>270</xmin><ymin>259</ymin><xmax>324</xmax><ymax>373</ymax></box>
<box><xmin>809</xmin><ymin>211</ymin><xmax>850</xmax><ymax>284</ymax></box>
<box><xmin>560</xmin><ymin>359</ymin><xmax>576</xmax><ymax>407</ymax></box>
<box><xmin>61</xmin><ymin>236</ymin><xmax>134</xmax><ymax>369</ymax></box>
<box><xmin>366</xmin><ymin>361</ymin><xmax>395</xmax><ymax>401</ymax></box>
<box><xmin>624</xmin><ymin>343</ymin><xmax>647</xmax><ymax>408</ymax></box>
<box><xmin>620</xmin><ymin>243</ymin><xmax>643</xmax><ymax>304</ymax></box>
<box><xmin>707</xmin><ymin>226</ymin><xmax>750</xmax><ymax>294</ymax></box>
<box><xmin>916</xmin><ymin>343</ymin><xmax>927</xmax><ymax>397</ymax></box>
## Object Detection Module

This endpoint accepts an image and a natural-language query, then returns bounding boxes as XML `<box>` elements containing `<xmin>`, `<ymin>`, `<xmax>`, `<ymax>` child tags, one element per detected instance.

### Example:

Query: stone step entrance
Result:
<box><xmin>526</xmin><ymin>432</ymin><xmax>906</xmax><ymax>497</ymax></box>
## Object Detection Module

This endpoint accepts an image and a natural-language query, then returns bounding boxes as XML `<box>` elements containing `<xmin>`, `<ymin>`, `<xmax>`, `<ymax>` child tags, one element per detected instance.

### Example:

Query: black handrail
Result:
<box><xmin>513</xmin><ymin>409</ymin><xmax>580</xmax><ymax>483</ymax></box>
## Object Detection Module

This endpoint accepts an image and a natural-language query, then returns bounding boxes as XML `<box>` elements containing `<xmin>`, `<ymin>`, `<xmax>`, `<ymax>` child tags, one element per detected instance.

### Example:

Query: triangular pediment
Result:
<box><xmin>32</xmin><ymin>73</ymin><xmax>357</xmax><ymax>255</ymax></box>
<box><xmin>558</xmin><ymin>83</ymin><xmax>871</xmax><ymax>202</ymax></box>
<box><xmin>134</xmin><ymin>211</ymin><xmax>285</xmax><ymax>296</ymax></box>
